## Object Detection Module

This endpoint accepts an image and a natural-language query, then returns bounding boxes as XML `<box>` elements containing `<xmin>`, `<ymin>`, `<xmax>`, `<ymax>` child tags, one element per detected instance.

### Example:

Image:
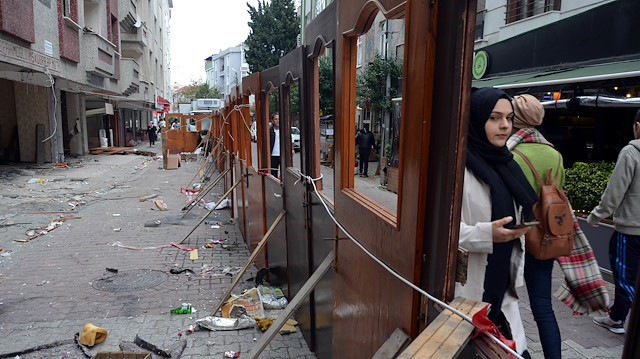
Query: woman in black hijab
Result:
<box><xmin>457</xmin><ymin>87</ymin><xmax>538</xmax><ymax>357</ymax></box>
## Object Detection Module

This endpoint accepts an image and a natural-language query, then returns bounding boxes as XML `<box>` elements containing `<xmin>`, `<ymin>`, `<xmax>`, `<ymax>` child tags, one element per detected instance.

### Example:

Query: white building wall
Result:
<box><xmin>477</xmin><ymin>0</ymin><xmax>615</xmax><ymax>47</ymax></box>
<box><xmin>205</xmin><ymin>45</ymin><xmax>248</xmax><ymax>98</ymax></box>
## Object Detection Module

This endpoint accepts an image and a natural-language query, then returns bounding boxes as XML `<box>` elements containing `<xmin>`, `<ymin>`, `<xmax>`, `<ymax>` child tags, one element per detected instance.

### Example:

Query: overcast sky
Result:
<box><xmin>169</xmin><ymin>0</ymin><xmax>260</xmax><ymax>87</ymax></box>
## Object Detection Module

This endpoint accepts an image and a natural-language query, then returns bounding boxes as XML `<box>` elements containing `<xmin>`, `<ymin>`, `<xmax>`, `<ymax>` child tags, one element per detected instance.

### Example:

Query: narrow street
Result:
<box><xmin>0</xmin><ymin>141</ymin><xmax>316</xmax><ymax>358</ymax></box>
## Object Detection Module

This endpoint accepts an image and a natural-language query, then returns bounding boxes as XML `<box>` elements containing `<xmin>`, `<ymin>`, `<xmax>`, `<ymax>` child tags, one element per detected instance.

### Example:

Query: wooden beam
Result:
<box><xmin>184</xmin><ymin>140</ymin><xmax>221</xmax><ymax>190</ymax></box>
<box><xmin>178</xmin><ymin>180</ymin><xmax>240</xmax><ymax>244</ymax></box>
<box><xmin>372</xmin><ymin>328</ymin><xmax>411</xmax><ymax>359</ymax></box>
<box><xmin>209</xmin><ymin>210</ymin><xmax>286</xmax><ymax>316</ymax></box>
<box><xmin>181</xmin><ymin>168</ymin><xmax>229</xmax><ymax>211</ymax></box>
<box><xmin>246</xmin><ymin>249</ymin><xmax>335</xmax><ymax>359</ymax></box>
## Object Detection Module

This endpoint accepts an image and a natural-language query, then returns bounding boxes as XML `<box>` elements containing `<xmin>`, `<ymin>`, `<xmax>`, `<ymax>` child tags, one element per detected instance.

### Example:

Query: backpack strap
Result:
<box><xmin>512</xmin><ymin>148</ymin><xmax>544</xmax><ymax>187</ymax></box>
<box><xmin>513</xmin><ymin>148</ymin><xmax>563</xmax><ymax>187</ymax></box>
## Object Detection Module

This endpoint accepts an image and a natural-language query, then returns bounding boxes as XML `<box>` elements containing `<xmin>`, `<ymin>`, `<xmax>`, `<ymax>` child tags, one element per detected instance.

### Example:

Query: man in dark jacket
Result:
<box><xmin>355</xmin><ymin>123</ymin><xmax>375</xmax><ymax>177</ymax></box>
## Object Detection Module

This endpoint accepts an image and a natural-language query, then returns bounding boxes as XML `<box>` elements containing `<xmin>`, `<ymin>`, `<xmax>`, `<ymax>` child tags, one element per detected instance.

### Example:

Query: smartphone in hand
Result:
<box><xmin>511</xmin><ymin>221</ymin><xmax>540</xmax><ymax>229</ymax></box>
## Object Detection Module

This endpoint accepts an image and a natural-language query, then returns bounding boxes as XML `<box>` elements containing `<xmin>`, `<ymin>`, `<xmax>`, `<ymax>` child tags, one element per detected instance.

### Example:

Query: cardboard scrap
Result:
<box><xmin>155</xmin><ymin>200</ymin><xmax>167</xmax><ymax>211</ymax></box>
<box><xmin>139</xmin><ymin>194</ymin><xmax>158</xmax><ymax>202</ymax></box>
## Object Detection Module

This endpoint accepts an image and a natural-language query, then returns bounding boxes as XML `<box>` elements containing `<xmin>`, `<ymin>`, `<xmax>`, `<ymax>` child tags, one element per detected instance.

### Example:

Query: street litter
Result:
<box><xmin>154</xmin><ymin>199</ymin><xmax>167</xmax><ymax>210</ymax></box>
<box><xmin>170</xmin><ymin>303</ymin><xmax>193</xmax><ymax>314</ymax></box>
<box><xmin>113</xmin><ymin>228</ymin><xmax>121</xmax><ymax>232</ymax></box>
<box><xmin>169</xmin><ymin>268</ymin><xmax>196</xmax><ymax>275</ymax></box>
<box><xmin>259</xmin><ymin>285</ymin><xmax>288</xmax><ymax>309</ymax></box>
<box><xmin>196</xmin><ymin>315</ymin><xmax>256</xmax><ymax>331</ymax></box>
<box><xmin>27</xmin><ymin>178</ymin><xmax>48</xmax><ymax>184</ymax></box>
<box><xmin>184</xmin><ymin>324</ymin><xmax>197</xmax><ymax>335</ymax></box>
<box><xmin>222</xmin><ymin>287</ymin><xmax>265</xmax><ymax>319</ymax></box>
<box><xmin>144</xmin><ymin>220</ymin><xmax>162</xmax><ymax>227</ymax></box>
<box><xmin>139</xmin><ymin>194</ymin><xmax>158</xmax><ymax>202</ymax></box>
<box><xmin>111</xmin><ymin>241</ymin><xmax>194</xmax><ymax>251</ymax></box>
<box><xmin>205</xmin><ymin>198</ymin><xmax>230</xmax><ymax>210</ymax></box>
<box><xmin>224</xmin><ymin>350</ymin><xmax>241</xmax><ymax>358</ymax></box>
<box><xmin>79</xmin><ymin>323</ymin><xmax>108</xmax><ymax>347</ymax></box>
<box><xmin>112</xmin><ymin>213</ymin><xmax>120</xmax><ymax>216</ymax></box>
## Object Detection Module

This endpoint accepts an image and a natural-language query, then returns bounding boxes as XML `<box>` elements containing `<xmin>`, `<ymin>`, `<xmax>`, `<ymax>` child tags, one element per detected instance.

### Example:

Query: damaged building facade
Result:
<box><xmin>0</xmin><ymin>0</ymin><xmax>172</xmax><ymax>164</ymax></box>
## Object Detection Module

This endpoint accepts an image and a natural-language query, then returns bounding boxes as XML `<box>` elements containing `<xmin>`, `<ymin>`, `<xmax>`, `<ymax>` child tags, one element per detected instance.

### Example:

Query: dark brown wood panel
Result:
<box><xmin>332</xmin><ymin>1</ymin><xmax>447</xmax><ymax>357</ymax></box>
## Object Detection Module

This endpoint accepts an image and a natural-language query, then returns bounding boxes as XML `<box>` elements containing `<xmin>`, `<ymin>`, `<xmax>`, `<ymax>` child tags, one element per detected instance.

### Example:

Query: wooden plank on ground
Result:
<box><xmin>397</xmin><ymin>297</ymin><xmax>465</xmax><ymax>358</ymax></box>
<box><xmin>372</xmin><ymin>328</ymin><xmax>411</xmax><ymax>359</ymax></box>
<box><xmin>436</xmin><ymin>300</ymin><xmax>487</xmax><ymax>357</ymax></box>
<box><xmin>413</xmin><ymin>298</ymin><xmax>475</xmax><ymax>358</ymax></box>
<box><xmin>397</xmin><ymin>297</ymin><xmax>486</xmax><ymax>359</ymax></box>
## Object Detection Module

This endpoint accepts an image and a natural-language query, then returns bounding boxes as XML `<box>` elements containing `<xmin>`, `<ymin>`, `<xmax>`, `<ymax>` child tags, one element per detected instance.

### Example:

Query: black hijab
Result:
<box><xmin>466</xmin><ymin>88</ymin><xmax>538</xmax><ymax>226</ymax></box>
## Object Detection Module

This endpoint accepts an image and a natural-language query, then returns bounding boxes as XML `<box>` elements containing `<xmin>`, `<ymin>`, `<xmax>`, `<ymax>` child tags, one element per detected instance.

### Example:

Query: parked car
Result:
<box><xmin>291</xmin><ymin>126</ymin><xmax>300</xmax><ymax>151</ymax></box>
<box><xmin>250</xmin><ymin>121</ymin><xmax>257</xmax><ymax>142</ymax></box>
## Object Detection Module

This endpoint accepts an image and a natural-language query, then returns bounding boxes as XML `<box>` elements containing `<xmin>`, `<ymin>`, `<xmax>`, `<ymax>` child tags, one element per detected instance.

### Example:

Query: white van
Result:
<box><xmin>250</xmin><ymin>121</ymin><xmax>257</xmax><ymax>142</ymax></box>
<box><xmin>291</xmin><ymin>126</ymin><xmax>300</xmax><ymax>151</ymax></box>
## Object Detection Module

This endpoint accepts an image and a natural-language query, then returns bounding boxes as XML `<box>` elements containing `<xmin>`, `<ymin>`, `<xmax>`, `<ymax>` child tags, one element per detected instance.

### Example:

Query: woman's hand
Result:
<box><xmin>492</xmin><ymin>216</ymin><xmax>531</xmax><ymax>243</ymax></box>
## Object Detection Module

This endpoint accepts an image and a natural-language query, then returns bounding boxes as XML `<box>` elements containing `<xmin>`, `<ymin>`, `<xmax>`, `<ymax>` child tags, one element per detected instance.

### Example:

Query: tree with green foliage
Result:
<box><xmin>245</xmin><ymin>0</ymin><xmax>299</xmax><ymax>73</ymax></box>
<box><xmin>318</xmin><ymin>54</ymin><xmax>333</xmax><ymax>115</ymax></box>
<box><xmin>175</xmin><ymin>80</ymin><xmax>223</xmax><ymax>104</ymax></box>
<box><xmin>355</xmin><ymin>53</ymin><xmax>403</xmax><ymax>127</ymax></box>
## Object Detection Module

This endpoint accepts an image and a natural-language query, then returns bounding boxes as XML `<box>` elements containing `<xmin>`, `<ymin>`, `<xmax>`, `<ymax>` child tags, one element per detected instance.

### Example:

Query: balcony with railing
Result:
<box><xmin>505</xmin><ymin>0</ymin><xmax>561</xmax><ymax>24</ymax></box>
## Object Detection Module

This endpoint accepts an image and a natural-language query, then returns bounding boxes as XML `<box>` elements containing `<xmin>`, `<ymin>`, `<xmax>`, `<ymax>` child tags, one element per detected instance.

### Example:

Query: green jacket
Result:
<box><xmin>511</xmin><ymin>142</ymin><xmax>565</xmax><ymax>193</ymax></box>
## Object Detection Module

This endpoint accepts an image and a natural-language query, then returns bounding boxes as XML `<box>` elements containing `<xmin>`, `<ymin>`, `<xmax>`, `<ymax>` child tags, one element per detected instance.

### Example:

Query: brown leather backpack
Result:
<box><xmin>512</xmin><ymin>149</ymin><xmax>574</xmax><ymax>260</ymax></box>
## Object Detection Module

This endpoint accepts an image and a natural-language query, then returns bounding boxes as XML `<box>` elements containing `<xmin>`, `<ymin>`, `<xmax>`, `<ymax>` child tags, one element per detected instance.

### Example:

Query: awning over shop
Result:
<box><xmin>156</xmin><ymin>95</ymin><xmax>171</xmax><ymax>113</ymax></box>
<box><xmin>472</xmin><ymin>60</ymin><xmax>640</xmax><ymax>90</ymax></box>
<box><xmin>541</xmin><ymin>95</ymin><xmax>640</xmax><ymax>109</ymax></box>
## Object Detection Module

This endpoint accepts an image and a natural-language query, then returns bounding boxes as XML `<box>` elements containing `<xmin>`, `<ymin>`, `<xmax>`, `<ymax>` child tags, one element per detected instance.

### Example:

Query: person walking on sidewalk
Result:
<box><xmin>587</xmin><ymin>108</ymin><xmax>640</xmax><ymax>334</ymax></box>
<box><xmin>458</xmin><ymin>87</ymin><xmax>538</xmax><ymax>358</ymax></box>
<box><xmin>147</xmin><ymin>122</ymin><xmax>158</xmax><ymax>147</ymax></box>
<box><xmin>507</xmin><ymin>94</ymin><xmax>563</xmax><ymax>358</ymax></box>
<box><xmin>356</xmin><ymin>123</ymin><xmax>375</xmax><ymax>177</ymax></box>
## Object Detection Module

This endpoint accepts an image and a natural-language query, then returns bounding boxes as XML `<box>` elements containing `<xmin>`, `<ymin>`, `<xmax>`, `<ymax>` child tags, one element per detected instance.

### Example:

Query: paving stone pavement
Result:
<box><xmin>0</xmin><ymin>141</ymin><xmax>630</xmax><ymax>358</ymax></box>
<box><xmin>0</xmin><ymin>143</ymin><xmax>316</xmax><ymax>359</ymax></box>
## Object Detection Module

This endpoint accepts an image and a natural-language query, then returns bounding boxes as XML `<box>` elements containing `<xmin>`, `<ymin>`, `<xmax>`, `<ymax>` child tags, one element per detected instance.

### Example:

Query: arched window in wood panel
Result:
<box><xmin>350</xmin><ymin>12</ymin><xmax>405</xmax><ymax>216</ymax></box>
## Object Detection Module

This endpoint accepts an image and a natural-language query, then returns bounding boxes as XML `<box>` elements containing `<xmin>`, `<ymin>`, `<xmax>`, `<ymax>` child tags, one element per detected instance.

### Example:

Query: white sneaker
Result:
<box><xmin>593</xmin><ymin>314</ymin><xmax>625</xmax><ymax>334</ymax></box>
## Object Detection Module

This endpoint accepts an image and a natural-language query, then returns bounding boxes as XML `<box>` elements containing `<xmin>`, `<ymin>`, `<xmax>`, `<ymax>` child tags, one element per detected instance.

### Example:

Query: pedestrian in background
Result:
<box><xmin>147</xmin><ymin>122</ymin><xmax>157</xmax><ymax>147</ymax></box>
<box><xmin>269</xmin><ymin>114</ymin><xmax>282</xmax><ymax>178</ymax></box>
<box><xmin>588</xmin><ymin>108</ymin><xmax>640</xmax><ymax>334</ymax></box>
<box><xmin>458</xmin><ymin>87</ymin><xmax>538</xmax><ymax>358</ymax></box>
<box><xmin>355</xmin><ymin>123</ymin><xmax>375</xmax><ymax>177</ymax></box>
<box><xmin>507</xmin><ymin>94</ymin><xmax>563</xmax><ymax>358</ymax></box>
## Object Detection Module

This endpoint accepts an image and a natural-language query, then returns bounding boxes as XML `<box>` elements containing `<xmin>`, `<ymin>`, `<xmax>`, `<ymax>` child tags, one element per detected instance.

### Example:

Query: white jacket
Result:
<box><xmin>457</xmin><ymin>168</ymin><xmax>527</xmax><ymax>354</ymax></box>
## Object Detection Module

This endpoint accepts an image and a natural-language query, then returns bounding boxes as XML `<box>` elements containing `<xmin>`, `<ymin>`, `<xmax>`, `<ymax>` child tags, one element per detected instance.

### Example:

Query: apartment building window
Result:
<box><xmin>63</xmin><ymin>0</ymin><xmax>72</xmax><ymax>17</ymax></box>
<box><xmin>506</xmin><ymin>0</ymin><xmax>561</xmax><ymax>24</ymax></box>
<box><xmin>475</xmin><ymin>10</ymin><xmax>485</xmax><ymax>40</ymax></box>
<box><xmin>83</xmin><ymin>0</ymin><xmax>101</xmax><ymax>34</ymax></box>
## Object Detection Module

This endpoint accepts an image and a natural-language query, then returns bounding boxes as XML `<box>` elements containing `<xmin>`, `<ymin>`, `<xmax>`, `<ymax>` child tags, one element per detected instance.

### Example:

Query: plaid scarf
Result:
<box><xmin>506</xmin><ymin>127</ymin><xmax>554</xmax><ymax>150</ymax></box>
<box><xmin>509</xmin><ymin>128</ymin><xmax>610</xmax><ymax>315</ymax></box>
<box><xmin>554</xmin><ymin>209</ymin><xmax>611</xmax><ymax>315</ymax></box>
